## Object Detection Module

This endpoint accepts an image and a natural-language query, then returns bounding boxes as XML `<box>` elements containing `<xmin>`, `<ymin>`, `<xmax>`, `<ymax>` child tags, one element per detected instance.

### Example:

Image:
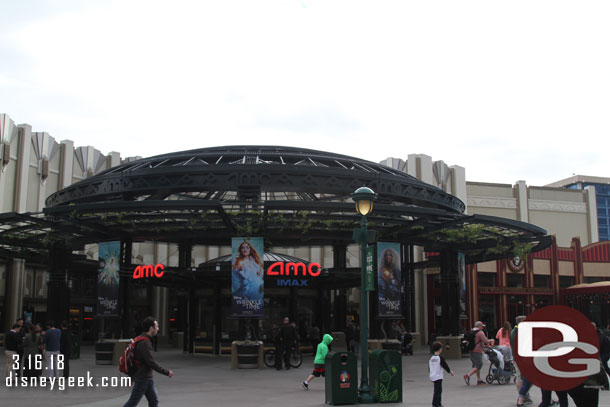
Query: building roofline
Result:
<box><xmin>545</xmin><ymin>175</ymin><xmax>610</xmax><ymax>188</ymax></box>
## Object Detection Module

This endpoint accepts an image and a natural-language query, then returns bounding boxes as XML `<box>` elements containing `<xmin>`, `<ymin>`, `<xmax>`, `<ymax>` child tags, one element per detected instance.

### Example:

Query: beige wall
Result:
<box><xmin>582</xmin><ymin>262</ymin><xmax>610</xmax><ymax>277</ymax></box>
<box><xmin>533</xmin><ymin>259</ymin><xmax>551</xmax><ymax>275</ymax></box>
<box><xmin>558</xmin><ymin>261</ymin><xmax>575</xmax><ymax>276</ymax></box>
<box><xmin>530</xmin><ymin>212</ymin><xmax>590</xmax><ymax>246</ymax></box>
<box><xmin>477</xmin><ymin>261</ymin><xmax>496</xmax><ymax>273</ymax></box>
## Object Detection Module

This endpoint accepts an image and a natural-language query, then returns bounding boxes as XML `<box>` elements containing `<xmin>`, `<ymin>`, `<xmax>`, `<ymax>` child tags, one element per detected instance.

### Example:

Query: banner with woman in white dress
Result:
<box><xmin>231</xmin><ymin>237</ymin><xmax>264</xmax><ymax>317</ymax></box>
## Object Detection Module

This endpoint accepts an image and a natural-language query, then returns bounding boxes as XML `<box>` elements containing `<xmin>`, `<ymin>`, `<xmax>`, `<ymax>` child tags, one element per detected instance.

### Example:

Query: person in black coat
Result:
<box><xmin>275</xmin><ymin>317</ymin><xmax>297</xmax><ymax>370</ymax></box>
<box><xmin>60</xmin><ymin>320</ymin><xmax>73</xmax><ymax>378</ymax></box>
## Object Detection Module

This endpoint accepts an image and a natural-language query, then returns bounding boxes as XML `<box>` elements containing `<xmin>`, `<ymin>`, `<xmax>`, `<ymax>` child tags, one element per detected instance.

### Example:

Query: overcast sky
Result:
<box><xmin>1</xmin><ymin>1</ymin><xmax>608</xmax><ymax>186</ymax></box>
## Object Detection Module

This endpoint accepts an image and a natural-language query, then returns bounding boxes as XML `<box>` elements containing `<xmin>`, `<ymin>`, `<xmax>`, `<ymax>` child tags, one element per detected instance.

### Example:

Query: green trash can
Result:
<box><xmin>325</xmin><ymin>351</ymin><xmax>358</xmax><ymax>405</ymax></box>
<box><xmin>70</xmin><ymin>333</ymin><xmax>80</xmax><ymax>360</ymax></box>
<box><xmin>370</xmin><ymin>349</ymin><xmax>402</xmax><ymax>403</ymax></box>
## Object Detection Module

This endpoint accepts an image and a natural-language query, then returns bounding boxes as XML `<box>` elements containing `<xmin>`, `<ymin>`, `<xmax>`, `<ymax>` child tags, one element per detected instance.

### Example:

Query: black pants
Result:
<box><xmin>601</xmin><ymin>353</ymin><xmax>610</xmax><ymax>376</ymax></box>
<box><xmin>275</xmin><ymin>344</ymin><xmax>289</xmax><ymax>369</ymax></box>
<box><xmin>540</xmin><ymin>389</ymin><xmax>568</xmax><ymax>407</ymax></box>
<box><xmin>432</xmin><ymin>379</ymin><xmax>442</xmax><ymax>406</ymax></box>
<box><xmin>567</xmin><ymin>385</ymin><xmax>599</xmax><ymax>407</ymax></box>
<box><xmin>62</xmin><ymin>353</ymin><xmax>70</xmax><ymax>378</ymax></box>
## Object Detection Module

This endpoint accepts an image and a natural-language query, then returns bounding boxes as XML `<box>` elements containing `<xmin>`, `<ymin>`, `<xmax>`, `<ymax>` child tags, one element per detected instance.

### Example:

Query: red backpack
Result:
<box><xmin>119</xmin><ymin>336</ymin><xmax>150</xmax><ymax>376</ymax></box>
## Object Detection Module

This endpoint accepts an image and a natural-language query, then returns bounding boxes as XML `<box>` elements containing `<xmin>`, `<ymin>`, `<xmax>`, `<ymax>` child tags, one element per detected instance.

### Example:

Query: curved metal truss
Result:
<box><xmin>45</xmin><ymin>145</ymin><xmax>465</xmax><ymax>213</ymax></box>
<box><xmin>0</xmin><ymin>146</ymin><xmax>552</xmax><ymax>265</ymax></box>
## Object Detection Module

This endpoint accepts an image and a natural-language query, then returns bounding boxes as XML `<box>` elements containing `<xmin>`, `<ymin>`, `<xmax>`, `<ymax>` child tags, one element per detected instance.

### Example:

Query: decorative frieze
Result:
<box><xmin>528</xmin><ymin>199</ymin><xmax>587</xmax><ymax>213</ymax></box>
<box><xmin>467</xmin><ymin>196</ymin><xmax>517</xmax><ymax>209</ymax></box>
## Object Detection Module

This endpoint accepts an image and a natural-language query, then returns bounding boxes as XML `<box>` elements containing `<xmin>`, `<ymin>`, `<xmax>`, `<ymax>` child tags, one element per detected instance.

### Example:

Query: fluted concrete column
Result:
<box><xmin>152</xmin><ymin>286</ymin><xmax>169</xmax><ymax>343</ymax></box>
<box><xmin>5</xmin><ymin>258</ymin><xmax>25</xmax><ymax>332</ymax></box>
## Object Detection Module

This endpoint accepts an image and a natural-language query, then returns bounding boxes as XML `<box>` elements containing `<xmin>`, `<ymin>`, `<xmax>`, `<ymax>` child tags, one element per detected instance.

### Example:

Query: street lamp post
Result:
<box><xmin>351</xmin><ymin>186</ymin><xmax>377</xmax><ymax>404</ymax></box>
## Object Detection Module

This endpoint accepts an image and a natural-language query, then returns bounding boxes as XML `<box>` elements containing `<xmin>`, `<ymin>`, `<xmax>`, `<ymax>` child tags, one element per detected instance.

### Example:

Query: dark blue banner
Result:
<box><xmin>97</xmin><ymin>241</ymin><xmax>121</xmax><ymax>317</ymax></box>
<box><xmin>377</xmin><ymin>242</ymin><xmax>402</xmax><ymax>317</ymax></box>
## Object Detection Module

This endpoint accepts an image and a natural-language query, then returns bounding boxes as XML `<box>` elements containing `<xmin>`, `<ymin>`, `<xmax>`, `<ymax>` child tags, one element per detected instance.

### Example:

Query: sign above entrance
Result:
<box><xmin>266</xmin><ymin>261</ymin><xmax>322</xmax><ymax>277</ymax></box>
<box><xmin>132</xmin><ymin>264</ymin><xmax>165</xmax><ymax>279</ymax></box>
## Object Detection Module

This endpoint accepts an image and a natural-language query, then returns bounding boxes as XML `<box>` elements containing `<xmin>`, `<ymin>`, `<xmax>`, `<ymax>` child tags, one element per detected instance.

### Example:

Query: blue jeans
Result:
<box><xmin>519</xmin><ymin>376</ymin><xmax>532</xmax><ymax>397</ymax></box>
<box><xmin>123</xmin><ymin>379</ymin><xmax>159</xmax><ymax>407</ymax></box>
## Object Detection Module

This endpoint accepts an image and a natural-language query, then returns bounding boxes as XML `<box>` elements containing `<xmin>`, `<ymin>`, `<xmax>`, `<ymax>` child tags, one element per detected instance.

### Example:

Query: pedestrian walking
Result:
<box><xmin>463</xmin><ymin>320</ymin><xmax>493</xmax><ymax>386</ymax></box>
<box><xmin>4</xmin><ymin>323</ymin><xmax>21</xmax><ymax>379</ymax></box>
<box><xmin>43</xmin><ymin>320</ymin><xmax>62</xmax><ymax>379</ymax></box>
<box><xmin>510</xmin><ymin>315</ymin><xmax>533</xmax><ymax>405</ymax></box>
<box><xmin>22</xmin><ymin>324</ymin><xmax>43</xmax><ymax>380</ymax></box>
<box><xmin>302</xmin><ymin>333</ymin><xmax>333</xmax><ymax>390</ymax></box>
<box><xmin>123</xmin><ymin>317</ymin><xmax>173</xmax><ymax>407</ymax></box>
<box><xmin>60</xmin><ymin>320</ymin><xmax>73</xmax><ymax>378</ymax></box>
<box><xmin>275</xmin><ymin>317</ymin><xmax>297</xmax><ymax>370</ymax></box>
<box><xmin>429</xmin><ymin>341</ymin><xmax>454</xmax><ymax>407</ymax></box>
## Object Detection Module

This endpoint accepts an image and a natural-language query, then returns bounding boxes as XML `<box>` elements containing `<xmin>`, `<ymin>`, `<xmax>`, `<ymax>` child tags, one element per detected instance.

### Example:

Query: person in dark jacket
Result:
<box><xmin>60</xmin><ymin>320</ymin><xmax>73</xmax><ymax>378</ymax></box>
<box><xmin>275</xmin><ymin>317</ymin><xmax>297</xmax><ymax>370</ymax></box>
<box><xmin>4</xmin><ymin>323</ymin><xmax>21</xmax><ymax>379</ymax></box>
<box><xmin>123</xmin><ymin>317</ymin><xmax>173</xmax><ymax>407</ymax></box>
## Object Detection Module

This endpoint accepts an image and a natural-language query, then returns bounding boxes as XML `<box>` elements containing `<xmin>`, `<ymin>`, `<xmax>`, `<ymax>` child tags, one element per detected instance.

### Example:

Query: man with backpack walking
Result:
<box><xmin>463</xmin><ymin>321</ymin><xmax>493</xmax><ymax>386</ymax></box>
<box><xmin>123</xmin><ymin>317</ymin><xmax>173</xmax><ymax>407</ymax></box>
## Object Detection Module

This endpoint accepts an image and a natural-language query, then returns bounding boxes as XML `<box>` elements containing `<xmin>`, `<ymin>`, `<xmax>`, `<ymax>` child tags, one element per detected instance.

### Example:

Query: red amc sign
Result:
<box><xmin>266</xmin><ymin>262</ymin><xmax>321</xmax><ymax>277</ymax></box>
<box><xmin>133</xmin><ymin>264</ymin><xmax>165</xmax><ymax>279</ymax></box>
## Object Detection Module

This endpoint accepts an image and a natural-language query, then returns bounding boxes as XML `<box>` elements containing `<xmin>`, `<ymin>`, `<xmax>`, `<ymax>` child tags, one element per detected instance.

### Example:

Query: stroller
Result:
<box><xmin>484</xmin><ymin>346</ymin><xmax>516</xmax><ymax>385</ymax></box>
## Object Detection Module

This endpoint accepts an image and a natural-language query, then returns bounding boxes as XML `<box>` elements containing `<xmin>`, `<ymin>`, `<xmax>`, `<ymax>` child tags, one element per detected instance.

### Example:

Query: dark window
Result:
<box><xmin>507</xmin><ymin>274</ymin><xmax>524</xmax><ymax>288</ymax></box>
<box><xmin>433</xmin><ymin>273</ymin><xmax>441</xmax><ymax>288</ymax></box>
<box><xmin>477</xmin><ymin>272</ymin><xmax>496</xmax><ymax>287</ymax></box>
<box><xmin>584</xmin><ymin>276</ymin><xmax>603</xmax><ymax>284</ymax></box>
<box><xmin>533</xmin><ymin>275</ymin><xmax>549</xmax><ymax>288</ymax></box>
<box><xmin>559</xmin><ymin>276</ymin><xmax>574</xmax><ymax>288</ymax></box>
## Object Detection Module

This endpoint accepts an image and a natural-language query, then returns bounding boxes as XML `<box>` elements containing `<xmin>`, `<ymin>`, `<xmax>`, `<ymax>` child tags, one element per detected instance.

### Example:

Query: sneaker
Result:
<box><xmin>463</xmin><ymin>374</ymin><xmax>470</xmax><ymax>385</ymax></box>
<box><xmin>477</xmin><ymin>380</ymin><xmax>486</xmax><ymax>385</ymax></box>
<box><xmin>302</xmin><ymin>381</ymin><xmax>309</xmax><ymax>390</ymax></box>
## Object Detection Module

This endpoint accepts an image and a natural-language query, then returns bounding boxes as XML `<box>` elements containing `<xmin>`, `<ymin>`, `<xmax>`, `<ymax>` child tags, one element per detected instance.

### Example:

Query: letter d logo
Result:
<box><xmin>518</xmin><ymin>322</ymin><xmax>577</xmax><ymax>357</ymax></box>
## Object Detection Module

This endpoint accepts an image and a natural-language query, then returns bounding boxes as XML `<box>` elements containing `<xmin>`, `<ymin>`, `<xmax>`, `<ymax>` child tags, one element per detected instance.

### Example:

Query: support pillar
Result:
<box><xmin>152</xmin><ymin>286</ymin><xmax>169</xmax><ymax>343</ymax></box>
<box><xmin>120</xmin><ymin>240</ymin><xmax>132</xmax><ymax>338</ymax></box>
<box><xmin>46</xmin><ymin>245</ymin><xmax>71</xmax><ymax>327</ymax></box>
<box><xmin>332</xmin><ymin>244</ymin><xmax>347</xmax><ymax>331</ymax></box>
<box><xmin>178</xmin><ymin>242</ymin><xmax>195</xmax><ymax>353</ymax></box>
<box><xmin>439</xmin><ymin>251</ymin><xmax>459</xmax><ymax>336</ymax></box>
<box><xmin>404</xmin><ymin>245</ymin><xmax>416</xmax><ymax>333</ymax></box>
<box><xmin>5</xmin><ymin>258</ymin><xmax>25</xmax><ymax>332</ymax></box>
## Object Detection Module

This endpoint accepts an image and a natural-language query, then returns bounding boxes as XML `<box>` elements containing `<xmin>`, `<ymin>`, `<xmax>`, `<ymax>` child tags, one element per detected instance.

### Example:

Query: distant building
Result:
<box><xmin>546</xmin><ymin>175</ymin><xmax>610</xmax><ymax>242</ymax></box>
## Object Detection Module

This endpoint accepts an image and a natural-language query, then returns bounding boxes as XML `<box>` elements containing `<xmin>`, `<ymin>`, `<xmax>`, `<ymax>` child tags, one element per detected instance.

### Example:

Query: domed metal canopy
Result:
<box><xmin>45</xmin><ymin>145</ymin><xmax>465</xmax><ymax>213</ymax></box>
<box><xmin>0</xmin><ymin>145</ymin><xmax>551</xmax><ymax>266</ymax></box>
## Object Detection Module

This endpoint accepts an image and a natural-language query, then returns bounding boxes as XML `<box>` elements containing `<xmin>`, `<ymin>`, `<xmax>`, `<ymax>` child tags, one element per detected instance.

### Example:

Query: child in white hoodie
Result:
<box><xmin>429</xmin><ymin>341</ymin><xmax>454</xmax><ymax>407</ymax></box>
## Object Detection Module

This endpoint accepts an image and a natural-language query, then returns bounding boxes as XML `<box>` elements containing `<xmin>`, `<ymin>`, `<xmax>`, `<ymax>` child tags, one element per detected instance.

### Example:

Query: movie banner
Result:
<box><xmin>97</xmin><ymin>241</ymin><xmax>121</xmax><ymax>317</ymax></box>
<box><xmin>377</xmin><ymin>242</ymin><xmax>402</xmax><ymax>317</ymax></box>
<box><xmin>231</xmin><ymin>237</ymin><xmax>264</xmax><ymax>317</ymax></box>
<box><xmin>458</xmin><ymin>252</ymin><xmax>467</xmax><ymax>319</ymax></box>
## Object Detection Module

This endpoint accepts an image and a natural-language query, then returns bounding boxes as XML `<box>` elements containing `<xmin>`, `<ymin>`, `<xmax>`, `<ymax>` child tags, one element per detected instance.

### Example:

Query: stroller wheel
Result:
<box><xmin>485</xmin><ymin>374</ymin><xmax>494</xmax><ymax>384</ymax></box>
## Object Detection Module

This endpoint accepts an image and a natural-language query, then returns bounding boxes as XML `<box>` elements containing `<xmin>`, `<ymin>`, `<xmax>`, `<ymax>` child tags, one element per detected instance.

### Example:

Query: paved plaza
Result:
<box><xmin>1</xmin><ymin>345</ymin><xmax>608</xmax><ymax>407</ymax></box>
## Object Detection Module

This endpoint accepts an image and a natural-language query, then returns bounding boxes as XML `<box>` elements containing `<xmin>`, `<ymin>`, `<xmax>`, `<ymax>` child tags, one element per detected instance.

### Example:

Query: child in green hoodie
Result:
<box><xmin>302</xmin><ymin>333</ymin><xmax>333</xmax><ymax>390</ymax></box>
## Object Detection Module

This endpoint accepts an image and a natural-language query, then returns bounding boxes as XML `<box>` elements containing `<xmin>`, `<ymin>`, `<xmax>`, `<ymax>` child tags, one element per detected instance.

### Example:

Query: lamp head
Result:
<box><xmin>351</xmin><ymin>186</ymin><xmax>377</xmax><ymax>216</ymax></box>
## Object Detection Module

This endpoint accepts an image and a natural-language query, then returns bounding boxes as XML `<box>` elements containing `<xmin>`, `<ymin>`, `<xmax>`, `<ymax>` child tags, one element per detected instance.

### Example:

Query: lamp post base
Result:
<box><xmin>358</xmin><ymin>387</ymin><xmax>375</xmax><ymax>404</ymax></box>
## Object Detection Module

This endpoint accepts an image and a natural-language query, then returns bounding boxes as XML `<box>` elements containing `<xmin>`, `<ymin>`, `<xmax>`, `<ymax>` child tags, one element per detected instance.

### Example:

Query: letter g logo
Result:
<box><xmin>514</xmin><ymin>306</ymin><xmax>600</xmax><ymax>391</ymax></box>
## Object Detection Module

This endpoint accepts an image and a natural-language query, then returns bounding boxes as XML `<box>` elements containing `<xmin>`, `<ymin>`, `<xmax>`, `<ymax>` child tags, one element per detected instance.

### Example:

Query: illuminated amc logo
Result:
<box><xmin>132</xmin><ymin>264</ymin><xmax>165</xmax><ymax>279</ymax></box>
<box><xmin>266</xmin><ymin>262</ymin><xmax>322</xmax><ymax>287</ymax></box>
